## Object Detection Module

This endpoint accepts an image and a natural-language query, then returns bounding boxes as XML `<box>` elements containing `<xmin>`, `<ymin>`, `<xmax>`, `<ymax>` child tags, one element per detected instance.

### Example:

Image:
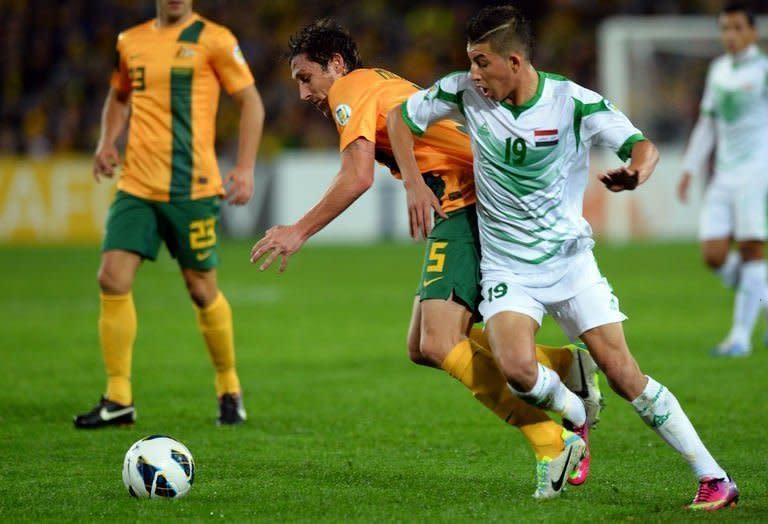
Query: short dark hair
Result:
<box><xmin>465</xmin><ymin>5</ymin><xmax>534</xmax><ymax>58</ymax></box>
<box><xmin>721</xmin><ymin>2</ymin><xmax>755</xmax><ymax>27</ymax></box>
<box><xmin>287</xmin><ymin>18</ymin><xmax>362</xmax><ymax>72</ymax></box>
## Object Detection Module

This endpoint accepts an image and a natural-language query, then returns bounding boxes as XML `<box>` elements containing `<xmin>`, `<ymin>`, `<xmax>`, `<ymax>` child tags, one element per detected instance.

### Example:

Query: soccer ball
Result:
<box><xmin>122</xmin><ymin>435</ymin><xmax>195</xmax><ymax>498</ymax></box>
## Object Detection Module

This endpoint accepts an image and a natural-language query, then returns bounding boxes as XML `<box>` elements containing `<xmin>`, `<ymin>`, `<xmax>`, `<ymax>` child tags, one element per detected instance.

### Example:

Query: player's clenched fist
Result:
<box><xmin>598</xmin><ymin>167</ymin><xmax>639</xmax><ymax>192</ymax></box>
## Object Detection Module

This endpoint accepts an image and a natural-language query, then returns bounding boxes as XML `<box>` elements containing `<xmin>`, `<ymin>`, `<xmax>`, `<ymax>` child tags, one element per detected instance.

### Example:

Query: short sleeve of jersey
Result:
<box><xmin>699</xmin><ymin>63</ymin><xmax>717</xmax><ymax>117</ymax></box>
<box><xmin>576</xmin><ymin>86</ymin><xmax>644</xmax><ymax>161</ymax></box>
<box><xmin>402</xmin><ymin>72</ymin><xmax>467</xmax><ymax>136</ymax></box>
<box><xmin>328</xmin><ymin>73</ymin><xmax>380</xmax><ymax>152</ymax></box>
<box><xmin>109</xmin><ymin>34</ymin><xmax>131</xmax><ymax>93</ymax></box>
<box><xmin>209</xmin><ymin>28</ymin><xmax>254</xmax><ymax>94</ymax></box>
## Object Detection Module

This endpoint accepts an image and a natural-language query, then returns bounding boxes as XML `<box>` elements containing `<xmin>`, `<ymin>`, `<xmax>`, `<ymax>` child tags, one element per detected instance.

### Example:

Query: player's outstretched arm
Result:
<box><xmin>386</xmin><ymin>107</ymin><xmax>447</xmax><ymax>240</ymax></box>
<box><xmin>250</xmin><ymin>137</ymin><xmax>375</xmax><ymax>272</ymax></box>
<box><xmin>599</xmin><ymin>139</ymin><xmax>659</xmax><ymax>192</ymax></box>
<box><xmin>93</xmin><ymin>87</ymin><xmax>130</xmax><ymax>182</ymax></box>
<box><xmin>223</xmin><ymin>85</ymin><xmax>265</xmax><ymax>205</ymax></box>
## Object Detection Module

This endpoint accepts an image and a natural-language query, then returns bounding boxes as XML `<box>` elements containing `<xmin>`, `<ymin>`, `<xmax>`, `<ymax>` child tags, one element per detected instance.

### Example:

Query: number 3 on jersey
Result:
<box><xmin>128</xmin><ymin>66</ymin><xmax>146</xmax><ymax>91</ymax></box>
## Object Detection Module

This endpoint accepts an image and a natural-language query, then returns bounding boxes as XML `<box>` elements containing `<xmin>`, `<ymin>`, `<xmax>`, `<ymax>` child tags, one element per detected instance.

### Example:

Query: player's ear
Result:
<box><xmin>508</xmin><ymin>52</ymin><xmax>522</xmax><ymax>73</ymax></box>
<box><xmin>330</xmin><ymin>53</ymin><xmax>346</xmax><ymax>75</ymax></box>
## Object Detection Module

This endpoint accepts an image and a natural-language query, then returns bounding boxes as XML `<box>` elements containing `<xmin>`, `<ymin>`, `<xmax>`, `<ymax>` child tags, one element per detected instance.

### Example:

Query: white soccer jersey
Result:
<box><xmin>684</xmin><ymin>44</ymin><xmax>768</xmax><ymax>180</ymax></box>
<box><xmin>403</xmin><ymin>70</ymin><xmax>645</xmax><ymax>274</ymax></box>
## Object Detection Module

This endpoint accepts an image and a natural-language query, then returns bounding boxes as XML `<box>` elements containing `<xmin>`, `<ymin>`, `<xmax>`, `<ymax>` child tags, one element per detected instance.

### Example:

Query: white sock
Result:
<box><xmin>715</xmin><ymin>251</ymin><xmax>741</xmax><ymax>289</ymax></box>
<box><xmin>726</xmin><ymin>260</ymin><xmax>767</xmax><ymax>347</ymax></box>
<box><xmin>631</xmin><ymin>376</ymin><xmax>727</xmax><ymax>479</ymax></box>
<box><xmin>508</xmin><ymin>363</ymin><xmax>587</xmax><ymax>426</ymax></box>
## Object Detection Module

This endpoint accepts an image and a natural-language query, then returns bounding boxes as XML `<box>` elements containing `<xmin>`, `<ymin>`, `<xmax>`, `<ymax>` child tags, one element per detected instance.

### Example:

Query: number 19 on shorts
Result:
<box><xmin>486</xmin><ymin>282</ymin><xmax>508</xmax><ymax>302</ymax></box>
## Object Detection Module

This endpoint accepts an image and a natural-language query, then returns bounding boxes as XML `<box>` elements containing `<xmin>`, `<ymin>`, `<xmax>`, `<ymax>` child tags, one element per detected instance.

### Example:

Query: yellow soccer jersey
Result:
<box><xmin>327</xmin><ymin>68</ymin><xmax>475</xmax><ymax>213</ymax></box>
<box><xmin>111</xmin><ymin>13</ymin><xmax>254</xmax><ymax>201</ymax></box>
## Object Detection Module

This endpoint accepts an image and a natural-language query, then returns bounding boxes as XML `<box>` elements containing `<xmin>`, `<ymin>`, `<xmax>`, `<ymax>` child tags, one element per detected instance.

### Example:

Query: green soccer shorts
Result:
<box><xmin>416</xmin><ymin>205</ymin><xmax>481</xmax><ymax>312</ymax></box>
<box><xmin>102</xmin><ymin>190</ymin><xmax>221</xmax><ymax>270</ymax></box>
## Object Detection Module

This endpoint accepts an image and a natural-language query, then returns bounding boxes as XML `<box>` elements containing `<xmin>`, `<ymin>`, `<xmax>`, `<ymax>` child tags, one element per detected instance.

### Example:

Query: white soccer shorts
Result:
<box><xmin>699</xmin><ymin>175</ymin><xmax>768</xmax><ymax>242</ymax></box>
<box><xmin>479</xmin><ymin>251</ymin><xmax>627</xmax><ymax>340</ymax></box>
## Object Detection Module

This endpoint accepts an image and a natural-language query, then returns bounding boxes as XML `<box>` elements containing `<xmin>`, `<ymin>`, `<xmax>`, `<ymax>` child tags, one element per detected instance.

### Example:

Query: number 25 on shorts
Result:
<box><xmin>189</xmin><ymin>218</ymin><xmax>216</xmax><ymax>249</ymax></box>
<box><xmin>427</xmin><ymin>241</ymin><xmax>448</xmax><ymax>272</ymax></box>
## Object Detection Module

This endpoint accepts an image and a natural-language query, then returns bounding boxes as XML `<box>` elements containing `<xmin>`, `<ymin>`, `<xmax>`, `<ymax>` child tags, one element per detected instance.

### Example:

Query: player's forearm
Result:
<box><xmin>386</xmin><ymin>107</ymin><xmax>422</xmax><ymax>187</ymax></box>
<box><xmin>627</xmin><ymin>139</ymin><xmax>659</xmax><ymax>185</ymax></box>
<box><xmin>295</xmin><ymin>140</ymin><xmax>375</xmax><ymax>240</ymax></box>
<box><xmin>97</xmin><ymin>88</ymin><xmax>130</xmax><ymax>149</ymax></box>
<box><xmin>682</xmin><ymin>115</ymin><xmax>715</xmax><ymax>177</ymax></box>
<box><xmin>234</xmin><ymin>85</ymin><xmax>265</xmax><ymax>170</ymax></box>
<box><xmin>295</xmin><ymin>171</ymin><xmax>372</xmax><ymax>240</ymax></box>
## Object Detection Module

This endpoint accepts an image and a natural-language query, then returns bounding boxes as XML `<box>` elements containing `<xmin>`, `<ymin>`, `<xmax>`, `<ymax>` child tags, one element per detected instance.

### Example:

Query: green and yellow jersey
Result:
<box><xmin>111</xmin><ymin>13</ymin><xmax>254</xmax><ymax>201</ymax></box>
<box><xmin>327</xmin><ymin>68</ymin><xmax>475</xmax><ymax>213</ymax></box>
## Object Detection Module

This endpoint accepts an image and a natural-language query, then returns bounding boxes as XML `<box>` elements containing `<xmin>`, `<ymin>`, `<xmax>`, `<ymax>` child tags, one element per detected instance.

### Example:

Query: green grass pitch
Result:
<box><xmin>0</xmin><ymin>240</ymin><xmax>765</xmax><ymax>522</ymax></box>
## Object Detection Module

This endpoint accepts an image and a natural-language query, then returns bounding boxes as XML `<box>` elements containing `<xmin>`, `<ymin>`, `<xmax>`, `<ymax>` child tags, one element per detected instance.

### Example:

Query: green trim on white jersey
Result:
<box><xmin>501</xmin><ymin>71</ymin><xmax>546</xmax><ymax>118</ymax></box>
<box><xmin>572</xmin><ymin>98</ymin><xmax>610</xmax><ymax>152</ymax></box>
<box><xmin>401</xmin><ymin>101</ymin><xmax>425</xmax><ymax>136</ymax></box>
<box><xmin>404</xmin><ymin>70</ymin><xmax>643</xmax><ymax>271</ymax></box>
<box><xmin>617</xmin><ymin>133</ymin><xmax>645</xmax><ymax>162</ymax></box>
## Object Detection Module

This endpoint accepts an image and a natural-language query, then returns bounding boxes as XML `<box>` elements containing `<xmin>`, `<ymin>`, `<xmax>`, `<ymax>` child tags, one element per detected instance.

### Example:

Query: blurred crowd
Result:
<box><xmin>0</xmin><ymin>0</ymin><xmax>746</xmax><ymax>158</ymax></box>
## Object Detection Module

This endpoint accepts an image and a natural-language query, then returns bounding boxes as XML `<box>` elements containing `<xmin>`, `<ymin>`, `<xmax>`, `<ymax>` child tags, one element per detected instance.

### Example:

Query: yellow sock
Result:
<box><xmin>518</xmin><ymin>421</ymin><xmax>567</xmax><ymax>459</ymax></box>
<box><xmin>195</xmin><ymin>292</ymin><xmax>240</xmax><ymax>396</ymax></box>
<box><xmin>441</xmin><ymin>339</ymin><xmax>564</xmax><ymax>458</ymax></box>
<box><xmin>99</xmin><ymin>293</ymin><xmax>136</xmax><ymax>405</ymax></box>
<box><xmin>469</xmin><ymin>327</ymin><xmax>574</xmax><ymax>379</ymax></box>
<box><xmin>534</xmin><ymin>345</ymin><xmax>574</xmax><ymax>380</ymax></box>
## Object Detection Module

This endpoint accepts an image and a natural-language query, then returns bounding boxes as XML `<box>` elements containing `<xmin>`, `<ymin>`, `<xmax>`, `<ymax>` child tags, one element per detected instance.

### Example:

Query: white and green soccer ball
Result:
<box><xmin>122</xmin><ymin>435</ymin><xmax>195</xmax><ymax>498</ymax></box>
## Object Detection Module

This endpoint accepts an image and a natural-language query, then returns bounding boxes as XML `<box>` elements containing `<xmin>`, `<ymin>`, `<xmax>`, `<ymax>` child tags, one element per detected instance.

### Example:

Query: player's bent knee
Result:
<box><xmin>184</xmin><ymin>278</ymin><xmax>217</xmax><ymax>307</ymax></box>
<box><xmin>703</xmin><ymin>253</ymin><xmax>726</xmax><ymax>270</ymax></box>
<box><xmin>182</xmin><ymin>272</ymin><xmax>218</xmax><ymax>307</ymax></box>
<box><xmin>409</xmin><ymin>350</ymin><xmax>435</xmax><ymax>367</ymax></box>
<box><xmin>97</xmin><ymin>266</ymin><xmax>131</xmax><ymax>295</ymax></box>
<box><xmin>407</xmin><ymin>339</ymin><xmax>432</xmax><ymax>366</ymax></box>
<box><xmin>738</xmin><ymin>241</ymin><xmax>765</xmax><ymax>261</ymax></box>
<box><xmin>701</xmin><ymin>245</ymin><xmax>729</xmax><ymax>269</ymax></box>
<box><xmin>188</xmin><ymin>288</ymin><xmax>216</xmax><ymax>308</ymax></box>
<box><xmin>496</xmin><ymin>354</ymin><xmax>537</xmax><ymax>391</ymax></box>
<box><xmin>418</xmin><ymin>332</ymin><xmax>463</xmax><ymax>366</ymax></box>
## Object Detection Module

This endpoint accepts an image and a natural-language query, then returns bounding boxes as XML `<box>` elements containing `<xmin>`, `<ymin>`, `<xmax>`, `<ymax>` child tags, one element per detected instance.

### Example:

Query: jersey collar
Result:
<box><xmin>730</xmin><ymin>44</ymin><xmax>760</xmax><ymax>67</ymax></box>
<box><xmin>500</xmin><ymin>70</ymin><xmax>544</xmax><ymax>119</ymax></box>
<box><xmin>153</xmin><ymin>12</ymin><xmax>199</xmax><ymax>32</ymax></box>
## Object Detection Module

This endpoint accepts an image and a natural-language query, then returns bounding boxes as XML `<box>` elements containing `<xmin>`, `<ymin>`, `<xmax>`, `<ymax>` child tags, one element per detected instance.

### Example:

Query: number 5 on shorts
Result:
<box><xmin>190</xmin><ymin>218</ymin><xmax>216</xmax><ymax>249</ymax></box>
<box><xmin>427</xmin><ymin>241</ymin><xmax>448</xmax><ymax>272</ymax></box>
